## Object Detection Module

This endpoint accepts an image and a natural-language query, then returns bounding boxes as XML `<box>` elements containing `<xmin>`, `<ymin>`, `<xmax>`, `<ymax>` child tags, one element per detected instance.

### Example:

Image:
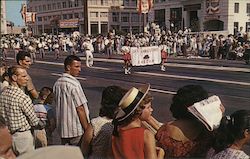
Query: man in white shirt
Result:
<box><xmin>53</xmin><ymin>55</ymin><xmax>90</xmax><ymax>146</ymax></box>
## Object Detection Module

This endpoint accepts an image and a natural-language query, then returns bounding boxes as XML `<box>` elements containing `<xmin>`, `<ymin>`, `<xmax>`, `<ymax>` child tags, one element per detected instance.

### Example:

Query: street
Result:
<box><xmin>6</xmin><ymin>52</ymin><xmax>250</xmax><ymax>122</ymax></box>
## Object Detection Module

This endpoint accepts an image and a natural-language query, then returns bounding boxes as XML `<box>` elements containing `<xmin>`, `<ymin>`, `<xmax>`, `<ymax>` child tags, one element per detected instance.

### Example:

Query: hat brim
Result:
<box><xmin>116</xmin><ymin>83</ymin><xmax>150</xmax><ymax>122</ymax></box>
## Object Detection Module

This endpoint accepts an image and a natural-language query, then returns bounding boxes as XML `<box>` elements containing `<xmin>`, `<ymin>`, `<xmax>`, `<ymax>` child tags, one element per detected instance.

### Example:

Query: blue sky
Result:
<box><xmin>6</xmin><ymin>0</ymin><xmax>26</xmax><ymax>26</ymax></box>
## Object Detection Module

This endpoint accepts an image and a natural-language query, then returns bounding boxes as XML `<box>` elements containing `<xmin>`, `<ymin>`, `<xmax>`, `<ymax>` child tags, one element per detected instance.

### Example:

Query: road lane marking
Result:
<box><xmin>136</xmin><ymin>72</ymin><xmax>250</xmax><ymax>86</ymax></box>
<box><xmin>150</xmin><ymin>88</ymin><xmax>176</xmax><ymax>94</ymax></box>
<box><xmin>90</xmin><ymin>66</ymin><xmax>111</xmax><ymax>70</ymax></box>
<box><xmin>51</xmin><ymin>73</ymin><xmax>86</xmax><ymax>80</ymax></box>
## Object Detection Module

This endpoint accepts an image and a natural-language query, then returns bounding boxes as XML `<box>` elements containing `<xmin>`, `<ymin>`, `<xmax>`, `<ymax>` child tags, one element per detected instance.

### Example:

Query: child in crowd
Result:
<box><xmin>207</xmin><ymin>110</ymin><xmax>250</xmax><ymax>159</ymax></box>
<box><xmin>112</xmin><ymin>84</ymin><xmax>165</xmax><ymax>159</ymax></box>
<box><xmin>33</xmin><ymin>87</ymin><xmax>55</xmax><ymax>147</ymax></box>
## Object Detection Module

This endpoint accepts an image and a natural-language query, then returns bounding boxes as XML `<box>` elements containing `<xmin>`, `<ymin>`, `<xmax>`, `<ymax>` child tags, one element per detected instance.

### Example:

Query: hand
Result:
<box><xmin>156</xmin><ymin>146</ymin><xmax>165</xmax><ymax>158</ymax></box>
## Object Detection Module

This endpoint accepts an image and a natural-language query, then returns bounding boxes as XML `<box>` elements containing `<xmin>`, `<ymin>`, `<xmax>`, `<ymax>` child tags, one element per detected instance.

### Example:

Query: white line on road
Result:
<box><xmin>136</xmin><ymin>72</ymin><xmax>250</xmax><ymax>86</ymax></box>
<box><xmin>90</xmin><ymin>66</ymin><xmax>111</xmax><ymax>70</ymax></box>
<box><xmin>51</xmin><ymin>73</ymin><xmax>86</xmax><ymax>80</ymax></box>
<box><xmin>150</xmin><ymin>88</ymin><xmax>176</xmax><ymax>94</ymax></box>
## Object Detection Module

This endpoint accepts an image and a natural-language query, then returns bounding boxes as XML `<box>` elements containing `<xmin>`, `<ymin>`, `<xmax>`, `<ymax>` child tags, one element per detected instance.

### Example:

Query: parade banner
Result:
<box><xmin>25</xmin><ymin>12</ymin><xmax>36</xmax><ymax>23</ymax></box>
<box><xmin>20</xmin><ymin>3</ymin><xmax>27</xmax><ymax>19</ymax></box>
<box><xmin>59</xmin><ymin>19</ymin><xmax>79</xmax><ymax>28</ymax></box>
<box><xmin>130</xmin><ymin>46</ymin><xmax>161</xmax><ymax>66</ymax></box>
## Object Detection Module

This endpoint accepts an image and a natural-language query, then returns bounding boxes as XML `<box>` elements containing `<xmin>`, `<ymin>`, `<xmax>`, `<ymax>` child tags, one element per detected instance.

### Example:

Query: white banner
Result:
<box><xmin>130</xmin><ymin>46</ymin><xmax>161</xmax><ymax>66</ymax></box>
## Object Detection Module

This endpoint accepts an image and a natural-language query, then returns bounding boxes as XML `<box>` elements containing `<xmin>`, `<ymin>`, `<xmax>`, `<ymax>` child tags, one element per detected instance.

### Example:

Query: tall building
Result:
<box><xmin>27</xmin><ymin>0</ymin><xmax>123</xmax><ymax>35</ymax></box>
<box><xmin>1</xmin><ymin>0</ymin><xmax>7</xmax><ymax>35</ymax></box>
<box><xmin>28</xmin><ymin>0</ymin><xmax>250</xmax><ymax>35</ymax></box>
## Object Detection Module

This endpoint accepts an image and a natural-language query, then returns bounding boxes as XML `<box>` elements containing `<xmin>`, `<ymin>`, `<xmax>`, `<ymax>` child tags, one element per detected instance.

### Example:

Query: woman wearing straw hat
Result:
<box><xmin>112</xmin><ymin>84</ymin><xmax>165</xmax><ymax>159</ymax></box>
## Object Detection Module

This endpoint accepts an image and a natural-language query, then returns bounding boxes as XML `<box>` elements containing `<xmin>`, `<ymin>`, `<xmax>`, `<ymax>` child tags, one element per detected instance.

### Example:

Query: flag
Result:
<box><xmin>25</xmin><ymin>12</ymin><xmax>36</xmax><ymax>23</ymax></box>
<box><xmin>20</xmin><ymin>4</ymin><xmax>27</xmax><ymax>19</ymax></box>
<box><xmin>137</xmin><ymin>0</ymin><xmax>153</xmax><ymax>14</ymax></box>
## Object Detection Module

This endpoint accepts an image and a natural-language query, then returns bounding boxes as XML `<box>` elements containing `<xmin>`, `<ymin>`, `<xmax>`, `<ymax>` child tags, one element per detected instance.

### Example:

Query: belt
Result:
<box><xmin>11</xmin><ymin>129</ymin><xmax>30</xmax><ymax>135</ymax></box>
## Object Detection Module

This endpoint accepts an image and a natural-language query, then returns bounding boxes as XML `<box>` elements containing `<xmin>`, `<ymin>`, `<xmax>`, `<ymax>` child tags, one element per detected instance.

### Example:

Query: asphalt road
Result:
<box><xmin>5</xmin><ymin>51</ymin><xmax>250</xmax><ymax>153</ymax></box>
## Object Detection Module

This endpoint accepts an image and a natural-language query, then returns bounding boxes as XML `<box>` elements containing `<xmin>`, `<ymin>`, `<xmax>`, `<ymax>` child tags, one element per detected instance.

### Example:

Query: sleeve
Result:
<box><xmin>21</xmin><ymin>96</ymin><xmax>39</xmax><ymax>127</ymax></box>
<box><xmin>26</xmin><ymin>75</ymin><xmax>36</xmax><ymax>92</ymax></box>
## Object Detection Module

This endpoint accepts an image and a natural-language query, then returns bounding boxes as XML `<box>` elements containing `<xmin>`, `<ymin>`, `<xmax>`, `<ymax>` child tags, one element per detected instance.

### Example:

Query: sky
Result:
<box><xmin>6</xmin><ymin>0</ymin><xmax>26</xmax><ymax>26</ymax></box>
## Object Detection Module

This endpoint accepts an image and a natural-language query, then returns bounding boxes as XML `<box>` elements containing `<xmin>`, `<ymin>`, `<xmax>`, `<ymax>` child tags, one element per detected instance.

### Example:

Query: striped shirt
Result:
<box><xmin>53</xmin><ymin>73</ymin><xmax>90</xmax><ymax>138</ymax></box>
<box><xmin>0</xmin><ymin>85</ymin><xmax>39</xmax><ymax>134</ymax></box>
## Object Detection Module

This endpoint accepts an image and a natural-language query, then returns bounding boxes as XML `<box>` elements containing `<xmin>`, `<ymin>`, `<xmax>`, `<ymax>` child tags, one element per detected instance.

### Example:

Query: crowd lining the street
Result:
<box><xmin>0</xmin><ymin>27</ymin><xmax>250</xmax><ymax>159</ymax></box>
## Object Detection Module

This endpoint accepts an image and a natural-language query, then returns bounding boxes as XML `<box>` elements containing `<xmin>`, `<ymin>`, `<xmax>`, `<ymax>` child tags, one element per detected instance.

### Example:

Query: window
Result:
<box><xmin>75</xmin><ymin>0</ymin><xmax>79</xmax><ymax>7</ymax></box>
<box><xmin>39</xmin><ymin>6</ymin><xmax>42</xmax><ymax>11</ymax></box>
<box><xmin>121</xmin><ymin>13</ymin><xmax>129</xmax><ymax>22</ymax></box>
<box><xmin>131</xmin><ymin>13</ymin><xmax>139</xmax><ymax>22</ymax></box>
<box><xmin>53</xmin><ymin>3</ymin><xmax>56</xmax><ymax>10</ymax></box>
<box><xmin>234</xmin><ymin>22</ymin><xmax>239</xmax><ymax>35</ymax></box>
<box><xmin>68</xmin><ymin>1</ymin><xmax>72</xmax><ymax>8</ymax></box>
<box><xmin>35</xmin><ymin>6</ymin><xmax>38</xmax><ymax>12</ymax></box>
<box><xmin>234</xmin><ymin>3</ymin><xmax>239</xmax><ymax>13</ymax></box>
<box><xmin>68</xmin><ymin>14</ymin><xmax>73</xmax><ymax>19</ymax></box>
<box><xmin>48</xmin><ymin>4</ymin><xmax>51</xmax><ymax>10</ymax></box>
<box><xmin>62</xmin><ymin>2</ymin><xmax>67</xmax><ymax>8</ymax></box>
<box><xmin>38</xmin><ymin>17</ymin><xmax>42</xmax><ymax>21</ymax></box>
<box><xmin>74</xmin><ymin>13</ymin><xmax>79</xmax><ymax>18</ymax></box>
<box><xmin>44</xmin><ymin>16</ymin><xmax>47</xmax><ymax>21</ymax></box>
<box><xmin>43</xmin><ymin>5</ymin><xmax>46</xmax><ymax>11</ymax></box>
<box><xmin>90</xmin><ymin>12</ymin><xmax>98</xmax><ymax>17</ymax></box>
<box><xmin>246</xmin><ymin>22</ymin><xmax>250</xmax><ymax>32</ymax></box>
<box><xmin>63</xmin><ymin>14</ymin><xmax>67</xmax><ymax>19</ymax></box>
<box><xmin>112</xmin><ymin>12</ymin><xmax>119</xmax><ymax>22</ymax></box>
<box><xmin>100</xmin><ymin>12</ymin><xmax>108</xmax><ymax>17</ymax></box>
<box><xmin>247</xmin><ymin>3</ymin><xmax>250</xmax><ymax>13</ymax></box>
<box><xmin>57</xmin><ymin>2</ymin><xmax>61</xmax><ymax>9</ymax></box>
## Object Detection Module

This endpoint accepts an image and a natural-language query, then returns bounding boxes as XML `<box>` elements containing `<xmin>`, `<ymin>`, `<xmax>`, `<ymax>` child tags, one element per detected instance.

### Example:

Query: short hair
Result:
<box><xmin>7</xmin><ymin>65</ymin><xmax>25</xmax><ymax>79</ymax></box>
<box><xmin>0</xmin><ymin>116</ymin><xmax>6</xmax><ymax>128</ymax></box>
<box><xmin>64</xmin><ymin>55</ymin><xmax>81</xmax><ymax>71</ymax></box>
<box><xmin>99</xmin><ymin>86</ymin><xmax>127</xmax><ymax>119</ymax></box>
<box><xmin>16</xmin><ymin>51</ymin><xmax>31</xmax><ymax>65</ymax></box>
<box><xmin>170</xmin><ymin>85</ymin><xmax>208</xmax><ymax>120</ymax></box>
<box><xmin>39</xmin><ymin>87</ymin><xmax>52</xmax><ymax>99</ymax></box>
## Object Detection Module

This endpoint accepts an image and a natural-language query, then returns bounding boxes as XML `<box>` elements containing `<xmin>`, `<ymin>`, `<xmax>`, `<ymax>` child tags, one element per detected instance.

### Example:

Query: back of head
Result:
<box><xmin>16</xmin><ymin>50</ymin><xmax>31</xmax><ymax>65</ymax></box>
<box><xmin>170</xmin><ymin>85</ymin><xmax>208</xmax><ymax>120</ymax></box>
<box><xmin>39</xmin><ymin>87</ymin><xmax>52</xmax><ymax>100</ymax></box>
<box><xmin>64</xmin><ymin>55</ymin><xmax>81</xmax><ymax>71</ymax></box>
<box><xmin>7</xmin><ymin>65</ymin><xmax>24</xmax><ymax>81</ymax></box>
<box><xmin>213</xmin><ymin>109</ymin><xmax>250</xmax><ymax>152</ymax></box>
<box><xmin>99</xmin><ymin>86</ymin><xmax>126</xmax><ymax>119</ymax></box>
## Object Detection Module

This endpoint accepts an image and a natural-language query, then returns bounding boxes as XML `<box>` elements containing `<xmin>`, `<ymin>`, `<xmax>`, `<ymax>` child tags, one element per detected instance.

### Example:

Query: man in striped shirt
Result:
<box><xmin>53</xmin><ymin>55</ymin><xmax>90</xmax><ymax>146</ymax></box>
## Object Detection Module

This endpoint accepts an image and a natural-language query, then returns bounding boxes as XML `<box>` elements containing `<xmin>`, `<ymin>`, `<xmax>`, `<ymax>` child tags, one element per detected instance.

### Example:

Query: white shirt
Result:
<box><xmin>53</xmin><ymin>73</ymin><xmax>90</xmax><ymax>138</ymax></box>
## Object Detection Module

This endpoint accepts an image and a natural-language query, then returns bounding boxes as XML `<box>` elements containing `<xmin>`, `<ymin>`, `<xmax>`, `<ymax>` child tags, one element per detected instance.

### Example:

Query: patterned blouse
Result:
<box><xmin>210</xmin><ymin>148</ymin><xmax>249</xmax><ymax>159</ymax></box>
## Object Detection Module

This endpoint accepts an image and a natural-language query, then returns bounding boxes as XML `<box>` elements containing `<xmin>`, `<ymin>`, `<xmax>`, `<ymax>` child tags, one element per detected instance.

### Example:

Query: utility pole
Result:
<box><xmin>84</xmin><ymin>0</ymin><xmax>88</xmax><ymax>35</ymax></box>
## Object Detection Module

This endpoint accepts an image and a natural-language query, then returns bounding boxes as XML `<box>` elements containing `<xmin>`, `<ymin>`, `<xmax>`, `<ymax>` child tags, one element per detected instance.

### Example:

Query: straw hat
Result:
<box><xmin>115</xmin><ymin>84</ymin><xmax>150</xmax><ymax>122</ymax></box>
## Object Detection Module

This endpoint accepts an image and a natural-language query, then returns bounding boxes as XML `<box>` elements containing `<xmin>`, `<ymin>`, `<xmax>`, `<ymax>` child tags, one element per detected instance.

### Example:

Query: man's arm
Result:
<box><xmin>76</xmin><ymin>104</ymin><xmax>89</xmax><ymax>131</ymax></box>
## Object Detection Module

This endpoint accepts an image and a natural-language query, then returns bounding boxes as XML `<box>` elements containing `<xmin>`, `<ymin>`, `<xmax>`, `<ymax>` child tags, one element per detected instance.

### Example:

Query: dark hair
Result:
<box><xmin>99</xmin><ymin>86</ymin><xmax>127</xmax><ymax>119</ymax></box>
<box><xmin>170</xmin><ymin>85</ymin><xmax>208</xmax><ymax>120</ymax></box>
<box><xmin>0</xmin><ymin>116</ymin><xmax>6</xmax><ymax>128</ymax></box>
<box><xmin>212</xmin><ymin>110</ymin><xmax>250</xmax><ymax>152</ymax></box>
<box><xmin>39</xmin><ymin>87</ymin><xmax>52</xmax><ymax>98</ymax></box>
<box><xmin>16</xmin><ymin>51</ymin><xmax>31</xmax><ymax>65</ymax></box>
<box><xmin>64</xmin><ymin>55</ymin><xmax>81</xmax><ymax>71</ymax></box>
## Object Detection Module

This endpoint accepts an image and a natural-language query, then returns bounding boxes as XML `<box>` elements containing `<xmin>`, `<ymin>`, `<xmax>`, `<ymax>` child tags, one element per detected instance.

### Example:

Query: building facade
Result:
<box><xmin>152</xmin><ymin>0</ymin><xmax>250</xmax><ymax>34</ymax></box>
<box><xmin>27</xmin><ymin>0</ymin><xmax>250</xmax><ymax>35</ymax></box>
<box><xmin>1</xmin><ymin>0</ymin><xmax>7</xmax><ymax>35</ymax></box>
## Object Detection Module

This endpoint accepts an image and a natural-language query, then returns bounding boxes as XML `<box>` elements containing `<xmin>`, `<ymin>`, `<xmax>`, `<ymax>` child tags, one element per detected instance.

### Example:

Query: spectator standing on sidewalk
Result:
<box><xmin>16</xmin><ymin>51</ymin><xmax>39</xmax><ymax>100</ymax></box>
<box><xmin>0</xmin><ymin>65</ymin><xmax>44</xmax><ymax>156</ymax></box>
<box><xmin>53</xmin><ymin>55</ymin><xmax>90</xmax><ymax>146</ymax></box>
<box><xmin>82</xmin><ymin>38</ymin><xmax>94</xmax><ymax>67</ymax></box>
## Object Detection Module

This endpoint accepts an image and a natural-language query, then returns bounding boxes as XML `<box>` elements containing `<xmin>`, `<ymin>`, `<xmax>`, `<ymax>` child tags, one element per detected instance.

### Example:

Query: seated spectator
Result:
<box><xmin>156</xmin><ymin>85</ymin><xmax>214</xmax><ymax>158</ymax></box>
<box><xmin>207</xmin><ymin>110</ymin><xmax>250</xmax><ymax>159</ymax></box>
<box><xmin>81</xmin><ymin>85</ymin><xmax>127</xmax><ymax>158</ymax></box>
<box><xmin>0</xmin><ymin>60</ymin><xmax>9</xmax><ymax>93</ymax></box>
<box><xmin>0</xmin><ymin>116</ymin><xmax>16</xmax><ymax>159</ymax></box>
<box><xmin>112</xmin><ymin>84</ymin><xmax>165</xmax><ymax>159</ymax></box>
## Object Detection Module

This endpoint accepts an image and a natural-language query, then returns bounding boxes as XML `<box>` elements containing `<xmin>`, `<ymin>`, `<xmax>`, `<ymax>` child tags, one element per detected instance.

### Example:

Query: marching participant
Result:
<box><xmin>82</xmin><ymin>37</ymin><xmax>94</xmax><ymax>67</ymax></box>
<box><xmin>53</xmin><ymin>41</ymin><xmax>60</xmax><ymax>60</ymax></box>
<box><xmin>160</xmin><ymin>41</ymin><xmax>168</xmax><ymax>71</ymax></box>
<box><xmin>121</xmin><ymin>40</ymin><xmax>132</xmax><ymax>75</ymax></box>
